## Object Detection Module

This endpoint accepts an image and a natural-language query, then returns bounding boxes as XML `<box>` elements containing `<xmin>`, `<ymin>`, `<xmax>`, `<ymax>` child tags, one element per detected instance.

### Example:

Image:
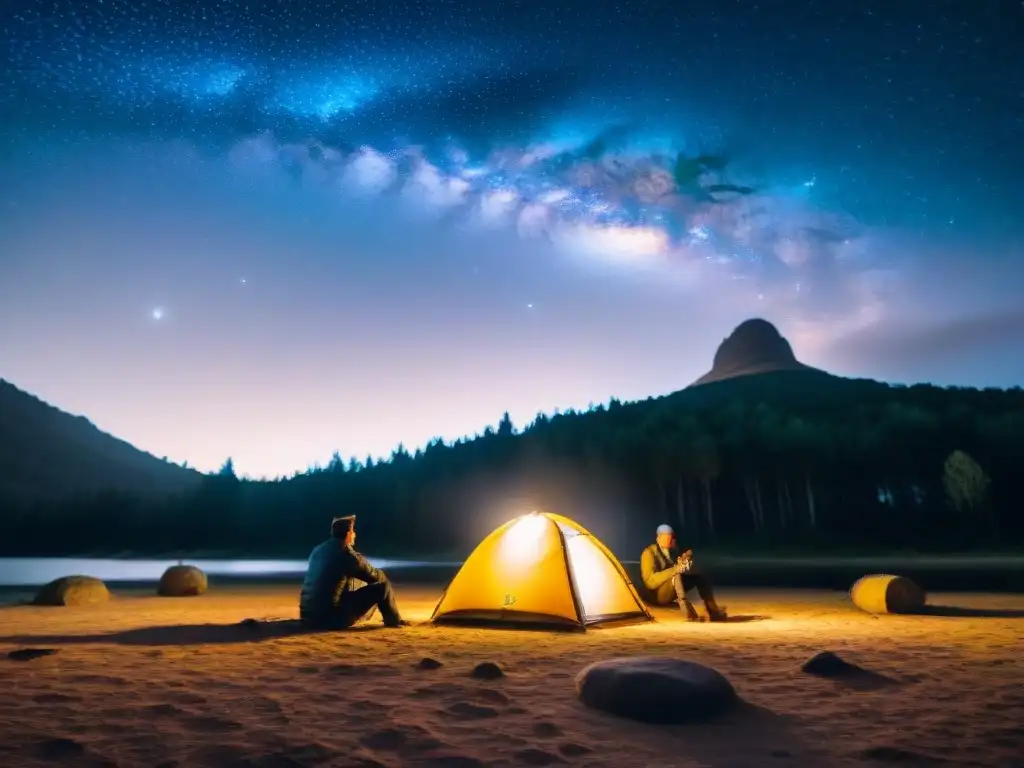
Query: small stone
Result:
<box><xmin>7</xmin><ymin>648</ymin><xmax>58</xmax><ymax>661</ymax></box>
<box><xmin>416</xmin><ymin>657</ymin><xmax>443</xmax><ymax>670</ymax></box>
<box><xmin>802</xmin><ymin>651</ymin><xmax>859</xmax><ymax>677</ymax></box>
<box><xmin>470</xmin><ymin>662</ymin><xmax>504</xmax><ymax>680</ymax></box>
<box><xmin>34</xmin><ymin>738</ymin><xmax>86</xmax><ymax>760</ymax></box>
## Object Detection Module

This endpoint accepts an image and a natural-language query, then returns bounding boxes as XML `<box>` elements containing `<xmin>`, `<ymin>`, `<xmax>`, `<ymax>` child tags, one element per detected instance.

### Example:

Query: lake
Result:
<box><xmin>1</xmin><ymin>554</ymin><xmax>1021</xmax><ymax>592</ymax></box>
<box><xmin>0</xmin><ymin>557</ymin><xmax>459</xmax><ymax>588</ymax></box>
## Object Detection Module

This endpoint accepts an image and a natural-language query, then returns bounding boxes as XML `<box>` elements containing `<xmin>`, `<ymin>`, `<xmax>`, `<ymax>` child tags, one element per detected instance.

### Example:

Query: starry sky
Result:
<box><xmin>1</xmin><ymin>0</ymin><xmax>1022</xmax><ymax>479</ymax></box>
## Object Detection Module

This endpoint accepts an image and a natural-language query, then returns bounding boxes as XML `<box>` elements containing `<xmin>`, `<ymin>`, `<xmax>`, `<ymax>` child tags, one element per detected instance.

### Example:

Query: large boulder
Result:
<box><xmin>690</xmin><ymin>318</ymin><xmax>815</xmax><ymax>386</ymax></box>
<box><xmin>158</xmin><ymin>565</ymin><xmax>208</xmax><ymax>597</ymax></box>
<box><xmin>575</xmin><ymin>657</ymin><xmax>738</xmax><ymax>724</ymax></box>
<box><xmin>32</xmin><ymin>575</ymin><xmax>110</xmax><ymax>607</ymax></box>
<box><xmin>850</xmin><ymin>574</ymin><xmax>925</xmax><ymax>615</ymax></box>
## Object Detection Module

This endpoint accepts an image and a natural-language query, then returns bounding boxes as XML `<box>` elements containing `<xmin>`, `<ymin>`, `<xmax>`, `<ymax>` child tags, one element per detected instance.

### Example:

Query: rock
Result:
<box><xmin>32</xmin><ymin>575</ymin><xmax>110</xmax><ymax>607</ymax></box>
<box><xmin>801</xmin><ymin>651</ymin><xmax>897</xmax><ymax>690</ymax></box>
<box><xmin>33</xmin><ymin>737</ymin><xmax>86</xmax><ymax>760</ymax></box>
<box><xmin>858</xmin><ymin>746</ymin><xmax>941</xmax><ymax>764</ymax></box>
<box><xmin>470</xmin><ymin>662</ymin><xmax>504</xmax><ymax>680</ymax></box>
<box><xmin>690</xmin><ymin>318</ymin><xmax>814</xmax><ymax>386</ymax></box>
<box><xmin>850</xmin><ymin>574</ymin><xmax>926</xmax><ymax>615</ymax></box>
<box><xmin>575</xmin><ymin>657</ymin><xmax>738</xmax><ymax>724</ymax></box>
<box><xmin>238</xmin><ymin>618</ymin><xmax>260</xmax><ymax>629</ymax></box>
<box><xmin>7</xmin><ymin>648</ymin><xmax>58</xmax><ymax>661</ymax></box>
<box><xmin>158</xmin><ymin>564</ymin><xmax>208</xmax><ymax>597</ymax></box>
<box><xmin>416</xmin><ymin>657</ymin><xmax>443</xmax><ymax>670</ymax></box>
<box><xmin>802</xmin><ymin>651</ymin><xmax>860</xmax><ymax>677</ymax></box>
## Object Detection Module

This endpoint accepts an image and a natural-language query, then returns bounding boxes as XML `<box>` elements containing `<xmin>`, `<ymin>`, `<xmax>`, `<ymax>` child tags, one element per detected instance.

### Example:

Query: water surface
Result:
<box><xmin>0</xmin><ymin>557</ymin><xmax>455</xmax><ymax>587</ymax></box>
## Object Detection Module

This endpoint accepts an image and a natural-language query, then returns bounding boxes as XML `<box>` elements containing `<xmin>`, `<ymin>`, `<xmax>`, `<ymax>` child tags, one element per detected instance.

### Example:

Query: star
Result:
<box><xmin>151</xmin><ymin>307</ymin><xmax>165</xmax><ymax>321</ymax></box>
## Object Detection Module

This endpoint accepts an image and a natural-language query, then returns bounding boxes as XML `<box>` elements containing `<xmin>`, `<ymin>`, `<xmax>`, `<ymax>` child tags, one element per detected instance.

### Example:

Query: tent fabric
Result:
<box><xmin>431</xmin><ymin>512</ymin><xmax>652</xmax><ymax>628</ymax></box>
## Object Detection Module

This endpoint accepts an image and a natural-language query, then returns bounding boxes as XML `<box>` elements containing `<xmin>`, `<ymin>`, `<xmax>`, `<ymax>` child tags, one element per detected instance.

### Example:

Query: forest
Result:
<box><xmin>2</xmin><ymin>369</ymin><xmax>1022</xmax><ymax>560</ymax></box>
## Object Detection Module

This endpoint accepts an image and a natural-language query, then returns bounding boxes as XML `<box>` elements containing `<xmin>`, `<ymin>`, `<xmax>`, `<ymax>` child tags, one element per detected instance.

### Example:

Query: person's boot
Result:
<box><xmin>706</xmin><ymin>602</ymin><xmax>728</xmax><ymax>622</ymax></box>
<box><xmin>679</xmin><ymin>598</ymin><xmax>702</xmax><ymax>622</ymax></box>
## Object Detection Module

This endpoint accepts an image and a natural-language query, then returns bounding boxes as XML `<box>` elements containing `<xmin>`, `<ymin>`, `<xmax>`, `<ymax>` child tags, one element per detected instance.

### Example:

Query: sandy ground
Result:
<box><xmin>1</xmin><ymin>584</ymin><xmax>1022</xmax><ymax>768</ymax></box>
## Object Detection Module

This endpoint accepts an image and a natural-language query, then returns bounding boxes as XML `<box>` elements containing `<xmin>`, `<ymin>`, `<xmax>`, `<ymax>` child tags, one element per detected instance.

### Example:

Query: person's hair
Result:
<box><xmin>331</xmin><ymin>515</ymin><xmax>356</xmax><ymax>539</ymax></box>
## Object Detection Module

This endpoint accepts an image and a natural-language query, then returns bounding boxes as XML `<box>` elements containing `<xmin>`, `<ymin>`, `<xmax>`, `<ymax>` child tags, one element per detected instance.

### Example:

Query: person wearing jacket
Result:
<box><xmin>299</xmin><ymin>514</ymin><xmax>409</xmax><ymax>629</ymax></box>
<box><xmin>640</xmin><ymin>523</ymin><xmax>727</xmax><ymax>622</ymax></box>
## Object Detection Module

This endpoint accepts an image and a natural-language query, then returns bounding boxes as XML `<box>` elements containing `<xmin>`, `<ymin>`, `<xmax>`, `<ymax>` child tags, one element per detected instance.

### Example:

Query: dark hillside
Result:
<box><xmin>2</xmin><ymin>319</ymin><xmax>1022</xmax><ymax>558</ymax></box>
<box><xmin>0</xmin><ymin>379</ymin><xmax>201</xmax><ymax>506</ymax></box>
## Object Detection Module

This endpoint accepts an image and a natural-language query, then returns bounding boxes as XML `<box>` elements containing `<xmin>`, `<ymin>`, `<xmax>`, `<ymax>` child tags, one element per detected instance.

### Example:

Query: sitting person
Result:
<box><xmin>640</xmin><ymin>523</ymin><xmax>727</xmax><ymax>622</ymax></box>
<box><xmin>299</xmin><ymin>514</ymin><xmax>409</xmax><ymax>629</ymax></box>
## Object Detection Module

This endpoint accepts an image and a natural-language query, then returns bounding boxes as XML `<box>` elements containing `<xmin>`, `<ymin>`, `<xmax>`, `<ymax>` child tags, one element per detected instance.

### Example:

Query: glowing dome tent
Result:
<box><xmin>431</xmin><ymin>511</ymin><xmax>652</xmax><ymax>629</ymax></box>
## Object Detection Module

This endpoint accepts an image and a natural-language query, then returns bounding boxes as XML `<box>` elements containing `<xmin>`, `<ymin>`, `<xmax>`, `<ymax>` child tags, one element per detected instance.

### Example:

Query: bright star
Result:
<box><xmin>151</xmin><ymin>307</ymin><xmax>165</xmax><ymax>321</ymax></box>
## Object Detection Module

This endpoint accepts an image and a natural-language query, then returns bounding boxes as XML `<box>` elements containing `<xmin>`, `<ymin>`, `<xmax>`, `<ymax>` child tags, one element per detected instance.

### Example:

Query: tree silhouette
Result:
<box><xmin>328</xmin><ymin>452</ymin><xmax>345</xmax><ymax>473</ymax></box>
<box><xmin>943</xmin><ymin>450</ymin><xmax>991</xmax><ymax>519</ymax></box>
<box><xmin>497</xmin><ymin>411</ymin><xmax>515</xmax><ymax>437</ymax></box>
<box><xmin>689</xmin><ymin>433</ymin><xmax>721</xmax><ymax>536</ymax></box>
<box><xmin>2</xmin><ymin>372</ymin><xmax>1023</xmax><ymax>558</ymax></box>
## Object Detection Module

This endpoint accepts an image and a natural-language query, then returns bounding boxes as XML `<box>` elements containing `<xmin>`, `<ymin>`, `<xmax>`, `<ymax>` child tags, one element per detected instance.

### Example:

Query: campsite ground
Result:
<box><xmin>1</xmin><ymin>582</ymin><xmax>1022</xmax><ymax>767</ymax></box>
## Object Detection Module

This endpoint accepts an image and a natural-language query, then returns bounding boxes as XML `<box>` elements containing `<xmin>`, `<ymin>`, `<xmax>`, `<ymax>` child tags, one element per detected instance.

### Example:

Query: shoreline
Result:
<box><xmin>3</xmin><ymin>551</ymin><xmax>1022</xmax><ymax>566</ymax></box>
<box><xmin>3</xmin><ymin>552</ymin><xmax>1024</xmax><ymax>596</ymax></box>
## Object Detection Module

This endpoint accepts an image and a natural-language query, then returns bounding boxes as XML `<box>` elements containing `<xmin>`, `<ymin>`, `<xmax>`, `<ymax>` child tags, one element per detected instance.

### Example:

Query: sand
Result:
<box><xmin>1</xmin><ymin>584</ymin><xmax>1022</xmax><ymax>768</ymax></box>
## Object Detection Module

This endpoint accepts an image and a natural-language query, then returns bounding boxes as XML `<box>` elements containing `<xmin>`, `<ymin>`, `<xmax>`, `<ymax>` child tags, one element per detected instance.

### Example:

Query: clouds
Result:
<box><xmin>225</xmin><ymin>130</ymin><xmax>888</xmax><ymax>315</ymax></box>
<box><xmin>822</xmin><ymin>308</ymin><xmax>1024</xmax><ymax>388</ymax></box>
<box><xmin>216</xmin><ymin>123</ymin><xmax>1024</xmax><ymax>390</ymax></box>
<box><xmin>344</xmin><ymin>147</ymin><xmax>399</xmax><ymax>196</ymax></box>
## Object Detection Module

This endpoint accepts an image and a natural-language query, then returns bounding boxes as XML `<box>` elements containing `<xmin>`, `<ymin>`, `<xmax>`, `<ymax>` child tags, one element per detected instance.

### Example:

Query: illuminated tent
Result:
<box><xmin>431</xmin><ymin>511</ymin><xmax>652</xmax><ymax>629</ymax></box>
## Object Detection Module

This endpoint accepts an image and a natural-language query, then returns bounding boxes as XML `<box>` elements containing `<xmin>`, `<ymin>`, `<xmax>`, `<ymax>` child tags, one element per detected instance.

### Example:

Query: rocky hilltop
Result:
<box><xmin>689</xmin><ymin>318</ymin><xmax>821</xmax><ymax>387</ymax></box>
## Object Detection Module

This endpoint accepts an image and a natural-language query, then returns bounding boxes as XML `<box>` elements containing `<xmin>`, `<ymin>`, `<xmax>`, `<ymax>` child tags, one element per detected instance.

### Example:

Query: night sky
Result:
<box><xmin>1</xmin><ymin>0</ymin><xmax>1022</xmax><ymax>478</ymax></box>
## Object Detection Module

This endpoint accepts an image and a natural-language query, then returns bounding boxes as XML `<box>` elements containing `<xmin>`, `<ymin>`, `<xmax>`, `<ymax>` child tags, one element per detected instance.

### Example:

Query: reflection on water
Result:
<box><xmin>0</xmin><ymin>557</ymin><xmax>455</xmax><ymax>587</ymax></box>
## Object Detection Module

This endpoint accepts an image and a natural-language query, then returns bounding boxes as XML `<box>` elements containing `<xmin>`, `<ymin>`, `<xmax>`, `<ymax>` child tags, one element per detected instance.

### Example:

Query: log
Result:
<box><xmin>849</xmin><ymin>574</ymin><xmax>925</xmax><ymax>615</ymax></box>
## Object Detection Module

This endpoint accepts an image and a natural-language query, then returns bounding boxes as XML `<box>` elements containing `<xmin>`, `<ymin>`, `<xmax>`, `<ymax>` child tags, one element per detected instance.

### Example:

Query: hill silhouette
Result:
<box><xmin>0</xmin><ymin>379</ymin><xmax>201</xmax><ymax>506</ymax></box>
<box><xmin>2</xmin><ymin>318</ymin><xmax>1023</xmax><ymax>559</ymax></box>
<box><xmin>689</xmin><ymin>318</ymin><xmax>822</xmax><ymax>386</ymax></box>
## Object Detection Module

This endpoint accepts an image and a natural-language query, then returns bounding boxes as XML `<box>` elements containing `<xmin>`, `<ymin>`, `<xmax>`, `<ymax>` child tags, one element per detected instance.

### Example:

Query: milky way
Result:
<box><xmin>1</xmin><ymin>0</ymin><xmax>1022</xmax><ymax>476</ymax></box>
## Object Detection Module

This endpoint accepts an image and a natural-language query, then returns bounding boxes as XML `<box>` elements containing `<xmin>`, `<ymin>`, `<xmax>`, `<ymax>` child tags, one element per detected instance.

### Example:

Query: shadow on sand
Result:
<box><xmin>812</xmin><ymin>665</ymin><xmax>900</xmax><ymax>692</ymax></box>
<box><xmin>638</xmin><ymin>701</ymin><xmax>821</xmax><ymax>765</ymax></box>
<box><xmin>0</xmin><ymin>619</ymin><xmax>386</xmax><ymax>648</ymax></box>
<box><xmin>914</xmin><ymin>605</ymin><xmax>1024</xmax><ymax>618</ymax></box>
<box><xmin>833</xmin><ymin>673</ymin><xmax>899</xmax><ymax>692</ymax></box>
<box><xmin>801</xmin><ymin>650</ymin><xmax>902</xmax><ymax>691</ymax></box>
<box><xmin>649</xmin><ymin>608</ymin><xmax>770</xmax><ymax>625</ymax></box>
